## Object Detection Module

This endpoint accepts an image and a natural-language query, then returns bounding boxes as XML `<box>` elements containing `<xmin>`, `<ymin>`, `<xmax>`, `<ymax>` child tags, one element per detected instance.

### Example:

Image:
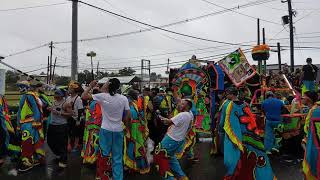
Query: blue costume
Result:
<box><xmin>221</xmin><ymin>101</ymin><xmax>276</xmax><ymax>180</ymax></box>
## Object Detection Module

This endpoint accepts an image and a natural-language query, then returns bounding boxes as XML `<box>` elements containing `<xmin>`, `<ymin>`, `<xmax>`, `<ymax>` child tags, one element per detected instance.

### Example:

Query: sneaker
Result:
<box><xmin>18</xmin><ymin>162</ymin><xmax>33</xmax><ymax>172</ymax></box>
<box><xmin>58</xmin><ymin>162</ymin><xmax>67</xmax><ymax>168</ymax></box>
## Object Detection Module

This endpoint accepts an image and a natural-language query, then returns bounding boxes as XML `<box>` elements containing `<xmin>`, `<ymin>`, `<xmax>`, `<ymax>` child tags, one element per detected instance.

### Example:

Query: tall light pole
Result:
<box><xmin>71</xmin><ymin>0</ymin><xmax>78</xmax><ymax>81</ymax></box>
<box><xmin>282</xmin><ymin>0</ymin><xmax>295</xmax><ymax>72</ymax></box>
<box><xmin>87</xmin><ymin>51</ymin><xmax>96</xmax><ymax>81</ymax></box>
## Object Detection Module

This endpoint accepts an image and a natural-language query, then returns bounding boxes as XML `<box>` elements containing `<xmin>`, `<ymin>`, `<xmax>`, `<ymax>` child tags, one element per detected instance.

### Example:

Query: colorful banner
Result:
<box><xmin>218</xmin><ymin>49</ymin><xmax>256</xmax><ymax>87</ymax></box>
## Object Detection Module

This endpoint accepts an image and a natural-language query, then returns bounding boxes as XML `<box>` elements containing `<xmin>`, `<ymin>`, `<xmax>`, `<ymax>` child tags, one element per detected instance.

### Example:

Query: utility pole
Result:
<box><xmin>49</xmin><ymin>41</ymin><xmax>53</xmax><ymax>84</ymax></box>
<box><xmin>283</xmin><ymin>0</ymin><xmax>294</xmax><ymax>72</ymax></box>
<box><xmin>71</xmin><ymin>0</ymin><xmax>78</xmax><ymax>81</ymax></box>
<box><xmin>262</xmin><ymin>28</ymin><xmax>267</xmax><ymax>75</ymax></box>
<box><xmin>141</xmin><ymin>59</ymin><xmax>151</xmax><ymax>89</ymax></box>
<box><xmin>166</xmin><ymin>58</ymin><xmax>170</xmax><ymax>74</ymax></box>
<box><xmin>277</xmin><ymin>42</ymin><xmax>282</xmax><ymax>72</ymax></box>
<box><xmin>47</xmin><ymin>56</ymin><xmax>49</xmax><ymax>84</ymax></box>
<box><xmin>97</xmin><ymin>61</ymin><xmax>100</xmax><ymax>79</ymax></box>
<box><xmin>52</xmin><ymin>57</ymin><xmax>57</xmax><ymax>83</ymax></box>
<box><xmin>257</xmin><ymin>19</ymin><xmax>262</xmax><ymax>74</ymax></box>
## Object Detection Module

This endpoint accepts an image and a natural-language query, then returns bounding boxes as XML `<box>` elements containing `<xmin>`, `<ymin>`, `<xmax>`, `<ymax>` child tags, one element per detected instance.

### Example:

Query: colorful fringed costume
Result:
<box><xmin>302</xmin><ymin>104</ymin><xmax>320</xmax><ymax>179</ymax></box>
<box><xmin>17</xmin><ymin>91</ymin><xmax>45</xmax><ymax>167</ymax></box>
<box><xmin>221</xmin><ymin>101</ymin><xmax>276</xmax><ymax>180</ymax></box>
<box><xmin>0</xmin><ymin>95</ymin><xmax>20</xmax><ymax>160</ymax></box>
<box><xmin>81</xmin><ymin>100</ymin><xmax>102</xmax><ymax>164</ymax></box>
<box><xmin>124</xmin><ymin>101</ymin><xmax>150</xmax><ymax>174</ymax></box>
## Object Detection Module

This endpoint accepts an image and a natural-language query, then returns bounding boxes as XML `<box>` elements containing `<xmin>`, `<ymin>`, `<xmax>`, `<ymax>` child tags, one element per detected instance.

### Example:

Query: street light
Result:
<box><xmin>86</xmin><ymin>51</ymin><xmax>96</xmax><ymax>81</ymax></box>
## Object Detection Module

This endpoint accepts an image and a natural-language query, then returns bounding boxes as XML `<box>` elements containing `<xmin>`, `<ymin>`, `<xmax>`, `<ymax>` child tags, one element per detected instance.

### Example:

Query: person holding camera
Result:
<box><xmin>301</xmin><ymin>58</ymin><xmax>318</xmax><ymax>93</ymax></box>
<box><xmin>47</xmin><ymin>88</ymin><xmax>72</xmax><ymax>168</ymax></box>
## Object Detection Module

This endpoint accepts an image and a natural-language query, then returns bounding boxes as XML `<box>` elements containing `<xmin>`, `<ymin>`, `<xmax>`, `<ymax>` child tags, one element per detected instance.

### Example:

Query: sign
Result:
<box><xmin>218</xmin><ymin>49</ymin><xmax>256</xmax><ymax>87</ymax></box>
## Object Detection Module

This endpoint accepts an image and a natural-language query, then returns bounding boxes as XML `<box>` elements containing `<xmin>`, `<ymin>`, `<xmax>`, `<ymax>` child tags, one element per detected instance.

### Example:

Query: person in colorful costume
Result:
<box><xmin>16</xmin><ymin>81</ymin><xmax>45</xmax><ymax>172</ymax></box>
<box><xmin>124</xmin><ymin>89</ymin><xmax>150</xmax><ymax>174</ymax></box>
<box><xmin>81</xmin><ymin>88</ymin><xmax>102</xmax><ymax>165</ymax></box>
<box><xmin>213</xmin><ymin>89</ymin><xmax>234</xmax><ymax>155</ymax></box>
<box><xmin>0</xmin><ymin>94</ymin><xmax>19</xmax><ymax>166</ymax></box>
<box><xmin>137</xmin><ymin>87</ymin><xmax>150</xmax><ymax>138</ymax></box>
<box><xmin>152</xmin><ymin>88</ymin><xmax>173</xmax><ymax>145</ymax></box>
<box><xmin>301</xmin><ymin>91</ymin><xmax>320</xmax><ymax>179</ymax></box>
<box><xmin>220</xmin><ymin>87</ymin><xmax>276</xmax><ymax>180</ymax></box>
<box><xmin>154</xmin><ymin>99</ymin><xmax>194</xmax><ymax>180</ymax></box>
<box><xmin>261</xmin><ymin>91</ymin><xmax>285</xmax><ymax>153</ymax></box>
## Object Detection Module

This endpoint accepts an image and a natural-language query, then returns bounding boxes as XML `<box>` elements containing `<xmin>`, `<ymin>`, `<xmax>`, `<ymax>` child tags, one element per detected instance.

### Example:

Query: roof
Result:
<box><xmin>98</xmin><ymin>75</ymin><xmax>141</xmax><ymax>84</ymax></box>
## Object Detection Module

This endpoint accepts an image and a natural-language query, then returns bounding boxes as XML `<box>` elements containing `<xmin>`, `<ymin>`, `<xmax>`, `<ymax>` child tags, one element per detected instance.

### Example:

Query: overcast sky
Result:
<box><xmin>0</xmin><ymin>0</ymin><xmax>319</xmax><ymax>77</ymax></box>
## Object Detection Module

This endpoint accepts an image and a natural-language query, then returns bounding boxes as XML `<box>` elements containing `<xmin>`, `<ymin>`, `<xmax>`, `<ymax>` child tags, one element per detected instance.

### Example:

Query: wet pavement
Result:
<box><xmin>0</xmin><ymin>142</ymin><xmax>303</xmax><ymax>180</ymax></box>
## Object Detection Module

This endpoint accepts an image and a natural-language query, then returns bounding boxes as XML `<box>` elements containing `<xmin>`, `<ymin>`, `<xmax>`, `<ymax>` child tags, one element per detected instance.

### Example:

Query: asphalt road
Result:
<box><xmin>0</xmin><ymin>142</ymin><xmax>303</xmax><ymax>180</ymax></box>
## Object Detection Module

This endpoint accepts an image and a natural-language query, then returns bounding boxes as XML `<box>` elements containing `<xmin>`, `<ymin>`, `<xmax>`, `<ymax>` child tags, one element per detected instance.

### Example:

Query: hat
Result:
<box><xmin>127</xmin><ymin>89</ymin><xmax>139</xmax><ymax>100</ymax></box>
<box><xmin>16</xmin><ymin>81</ymin><xmax>30</xmax><ymax>88</ymax></box>
<box><xmin>68</xmin><ymin>81</ymin><xmax>80</xmax><ymax>89</ymax></box>
<box><xmin>54</xmin><ymin>88</ymin><xmax>65</xmax><ymax>97</ymax></box>
<box><xmin>16</xmin><ymin>81</ymin><xmax>30</xmax><ymax>93</ymax></box>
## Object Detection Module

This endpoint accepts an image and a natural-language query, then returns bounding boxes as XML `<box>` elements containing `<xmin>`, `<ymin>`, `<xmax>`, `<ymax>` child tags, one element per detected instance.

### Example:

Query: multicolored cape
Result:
<box><xmin>0</xmin><ymin>95</ymin><xmax>20</xmax><ymax>158</ymax></box>
<box><xmin>81</xmin><ymin>100</ymin><xmax>102</xmax><ymax>164</ymax></box>
<box><xmin>302</xmin><ymin>104</ymin><xmax>320</xmax><ymax>180</ymax></box>
<box><xmin>124</xmin><ymin>101</ymin><xmax>150</xmax><ymax>174</ymax></box>
<box><xmin>222</xmin><ymin>101</ymin><xmax>276</xmax><ymax>180</ymax></box>
<box><xmin>17</xmin><ymin>91</ymin><xmax>45</xmax><ymax>165</ymax></box>
<box><xmin>170</xmin><ymin>62</ymin><xmax>224</xmax><ymax>134</ymax></box>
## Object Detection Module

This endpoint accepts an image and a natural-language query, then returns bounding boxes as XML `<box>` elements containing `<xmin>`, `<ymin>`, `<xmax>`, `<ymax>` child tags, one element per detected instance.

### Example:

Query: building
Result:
<box><xmin>98</xmin><ymin>75</ymin><xmax>141</xmax><ymax>85</ymax></box>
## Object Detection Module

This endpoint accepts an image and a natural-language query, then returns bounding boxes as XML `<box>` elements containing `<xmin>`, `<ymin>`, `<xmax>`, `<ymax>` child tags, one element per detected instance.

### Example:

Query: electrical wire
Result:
<box><xmin>199</xmin><ymin>0</ymin><xmax>281</xmax><ymax>25</ymax></box>
<box><xmin>0</xmin><ymin>2</ymin><xmax>69</xmax><ymax>12</ymax></box>
<box><xmin>56</xmin><ymin>0</ymin><xmax>277</xmax><ymax>44</ymax></box>
<box><xmin>3</xmin><ymin>43</ymin><xmax>49</xmax><ymax>58</ymax></box>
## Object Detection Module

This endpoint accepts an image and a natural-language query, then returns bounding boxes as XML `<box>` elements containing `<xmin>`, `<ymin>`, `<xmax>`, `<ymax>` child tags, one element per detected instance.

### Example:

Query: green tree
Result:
<box><xmin>78</xmin><ymin>70</ymin><xmax>92</xmax><ymax>84</ymax></box>
<box><xmin>5</xmin><ymin>70</ymin><xmax>20</xmax><ymax>90</ymax></box>
<box><xmin>118</xmin><ymin>67</ymin><xmax>136</xmax><ymax>76</ymax></box>
<box><xmin>55</xmin><ymin>76</ymin><xmax>71</xmax><ymax>86</ymax></box>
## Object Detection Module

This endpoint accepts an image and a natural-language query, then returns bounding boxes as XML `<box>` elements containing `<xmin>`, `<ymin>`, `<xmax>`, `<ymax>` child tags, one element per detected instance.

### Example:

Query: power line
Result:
<box><xmin>0</xmin><ymin>2</ymin><xmax>69</xmax><ymax>12</ymax></box>
<box><xmin>97</xmin><ymin>0</ymin><xmax>207</xmax><ymax>48</ymax></box>
<box><xmin>294</xmin><ymin>9</ymin><xmax>320</xmax><ymax>24</ymax></box>
<box><xmin>69</xmin><ymin>0</ymin><xmax>254</xmax><ymax>47</ymax></box>
<box><xmin>56</xmin><ymin>0</ymin><xmax>277</xmax><ymax>44</ymax></box>
<box><xmin>3</xmin><ymin>43</ymin><xmax>49</xmax><ymax>58</ymax></box>
<box><xmin>199</xmin><ymin>0</ymin><xmax>281</xmax><ymax>25</ymax></box>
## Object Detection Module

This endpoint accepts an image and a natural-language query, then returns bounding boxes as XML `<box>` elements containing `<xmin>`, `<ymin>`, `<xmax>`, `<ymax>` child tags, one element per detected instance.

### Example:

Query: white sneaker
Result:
<box><xmin>58</xmin><ymin>162</ymin><xmax>67</xmax><ymax>168</ymax></box>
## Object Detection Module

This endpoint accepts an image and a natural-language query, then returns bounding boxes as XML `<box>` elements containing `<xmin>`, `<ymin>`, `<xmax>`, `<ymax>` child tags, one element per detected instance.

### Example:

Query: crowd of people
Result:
<box><xmin>0</xmin><ymin>58</ymin><xmax>319</xmax><ymax>180</ymax></box>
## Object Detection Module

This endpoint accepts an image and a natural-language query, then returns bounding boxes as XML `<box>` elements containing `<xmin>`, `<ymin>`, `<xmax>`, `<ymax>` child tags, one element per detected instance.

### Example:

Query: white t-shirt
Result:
<box><xmin>93</xmin><ymin>93</ymin><xmax>130</xmax><ymax>132</ymax></box>
<box><xmin>167</xmin><ymin>111</ymin><xmax>194</xmax><ymax>142</ymax></box>
<box><xmin>66</xmin><ymin>95</ymin><xmax>84</xmax><ymax>120</ymax></box>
